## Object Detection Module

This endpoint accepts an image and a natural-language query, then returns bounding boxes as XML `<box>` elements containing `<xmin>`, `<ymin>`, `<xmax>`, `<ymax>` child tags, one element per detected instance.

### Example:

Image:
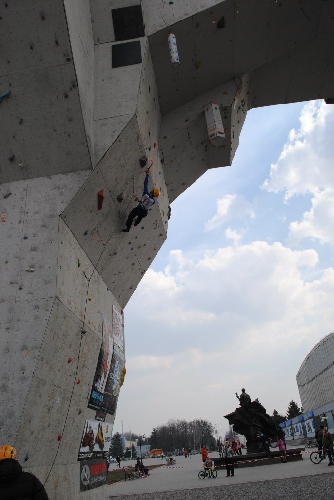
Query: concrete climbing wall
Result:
<box><xmin>1</xmin><ymin>0</ymin><xmax>333</xmax><ymax>499</ymax></box>
<box><xmin>0</xmin><ymin>171</ymin><xmax>89</xmax><ymax>444</ymax></box>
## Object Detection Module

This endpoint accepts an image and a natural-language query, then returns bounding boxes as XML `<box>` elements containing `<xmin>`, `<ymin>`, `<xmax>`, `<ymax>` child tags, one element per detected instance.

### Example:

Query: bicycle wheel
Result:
<box><xmin>310</xmin><ymin>451</ymin><xmax>322</xmax><ymax>464</ymax></box>
<box><xmin>211</xmin><ymin>469</ymin><xmax>217</xmax><ymax>478</ymax></box>
<box><xmin>198</xmin><ymin>470</ymin><xmax>206</xmax><ymax>479</ymax></box>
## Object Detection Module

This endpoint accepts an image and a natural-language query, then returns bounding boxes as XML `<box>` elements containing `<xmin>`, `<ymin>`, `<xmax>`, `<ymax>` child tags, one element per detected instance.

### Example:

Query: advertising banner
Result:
<box><xmin>78</xmin><ymin>420</ymin><xmax>112</xmax><ymax>461</ymax></box>
<box><xmin>80</xmin><ymin>459</ymin><xmax>108</xmax><ymax>491</ymax></box>
<box><xmin>112</xmin><ymin>306</ymin><xmax>124</xmax><ymax>351</ymax></box>
<box><xmin>88</xmin><ymin>312</ymin><xmax>125</xmax><ymax>414</ymax></box>
<box><xmin>304</xmin><ymin>418</ymin><xmax>315</xmax><ymax>435</ymax></box>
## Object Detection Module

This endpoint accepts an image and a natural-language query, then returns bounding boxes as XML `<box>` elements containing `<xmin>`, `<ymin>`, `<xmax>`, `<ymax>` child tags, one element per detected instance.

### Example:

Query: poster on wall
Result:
<box><xmin>112</xmin><ymin>306</ymin><xmax>124</xmax><ymax>352</ymax></box>
<box><xmin>80</xmin><ymin>459</ymin><xmax>108</xmax><ymax>491</ymax></box>
<box><xmin>101</xmin><ymin>344</ymin><xmax>125</xmax><ymax>414</ymax></box>
<box><xmin>78</xmin><ymin>420</ymin><xmax>112</xmax><ymax>460</ymax></box>
<box><xmin>88</xmin><ymin>312</ymin><xmax>125</xmax><ymax>415</ymax></box>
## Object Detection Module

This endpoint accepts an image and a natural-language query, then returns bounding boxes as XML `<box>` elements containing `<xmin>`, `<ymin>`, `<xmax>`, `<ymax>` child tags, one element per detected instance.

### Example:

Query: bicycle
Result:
<box><xmin>310</xmin><ymin>450</ymin><xmax>327</xmax><ymax>464</ymax></box>
<box><xmin>198</xmin><ymin>468</ymin><xmax>217</xmax><ymax>479</ymax></box>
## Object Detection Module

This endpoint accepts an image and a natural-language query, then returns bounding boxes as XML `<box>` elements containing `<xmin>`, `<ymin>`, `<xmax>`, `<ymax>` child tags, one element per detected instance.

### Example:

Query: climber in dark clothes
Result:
<box><xmin>123</xmin><ymin>170</ymin><xmax>160</xmax><ymax>232</ymax></box>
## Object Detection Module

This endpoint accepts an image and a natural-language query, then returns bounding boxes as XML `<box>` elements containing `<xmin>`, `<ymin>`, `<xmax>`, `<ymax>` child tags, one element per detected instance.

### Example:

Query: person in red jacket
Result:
<box><xmin>0</xmin><ymin>445</ymin><xmax>49</xmax><ymax>499</ymax></box>
<box><xmin>200</xmin><ymin>445</ymin><xmax>208</xmax><ymax>462</ymax></box>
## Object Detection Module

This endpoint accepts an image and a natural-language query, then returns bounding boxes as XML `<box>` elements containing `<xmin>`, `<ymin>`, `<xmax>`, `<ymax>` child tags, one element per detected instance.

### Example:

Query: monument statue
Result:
<box><xmin>235</xmin><ymin>388</ymin><xmax>252</xmax><ymax>406</ymax></box>
<box><xmin>226</xmin><ymin>391</ymin><xmax>277</xmax><ymax>453</ymax></box>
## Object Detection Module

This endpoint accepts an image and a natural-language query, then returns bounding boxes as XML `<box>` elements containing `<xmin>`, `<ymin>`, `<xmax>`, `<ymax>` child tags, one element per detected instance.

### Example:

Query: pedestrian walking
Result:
<box><xmin>322</xmin><ymin>426</ymin><xmax>334</xmax><ymax>465</ymax></box>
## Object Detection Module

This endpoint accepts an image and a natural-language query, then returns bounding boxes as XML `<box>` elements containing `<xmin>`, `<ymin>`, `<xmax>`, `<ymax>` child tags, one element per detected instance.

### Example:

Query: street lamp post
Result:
<box><xmin>129</xmin><ymin>427</ymin><xmax>132</xmax><ymax>460</ymax></box>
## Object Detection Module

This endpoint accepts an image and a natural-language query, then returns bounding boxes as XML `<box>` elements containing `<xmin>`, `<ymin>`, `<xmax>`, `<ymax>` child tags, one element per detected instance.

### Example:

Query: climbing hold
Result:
<box><xmin>57</xmin><ymin>434</ymin><xmax>62</xmax><ymax>441</ymax></box>
<box><xmin>117</xmin><ymin>193</ymin><xmax>124</xmax><ymax>203</ymax></box>
<box><xmin>24</xmin><ymin>454</ymin><xmax>29</xmax><ymax>462</ymax></box>
<box><xmin>9</xmin><ymin>155</ymin><xmax>15</xmax><ymax>162</ymax></box>
<box><xmin>19</xmin><ymin>118</ymin><xmax>23</xmax><ymax>125</ymax></box>
<box><xmin>65</xmin><ymin>56</ymin><xmax>71</xmax><ymax>62</ymax></box>
<box><xmin>1</xmin><ymin>214</ymin><xmax>7</xmax><ymax>222</ymax></box>
<box><xmin>78</xmin><ymin>409</ymin><xmax>82</xmax><ymax>415</ymax></box>
<box><xmin>84</xmin><ymin>230</ymin><xmax>88</xmax><ymax>235</ymax></box>
<box><xmin>121</xmin><ymin>310</ymin><xmax>124</xmax><ymax>315</ymax></box>
<box><xmin>81</xmin><ymin>329</ymin><xmax>87</xmax><ymax>335</ymax></box>
<box><xmin>217</xmin><ymin>16</ymin><xmax>225</xmax><ymax>29</ymax></box>
<box><xmin>77</xmin><ymin>259</ymin><xmax>81</xmax><ymax>268</ymax></box>
<box><xmin>68</xmin><ymin>358</ymin><xmax>73</xmax><ymax>363</ymax></box>
<box><xmin>23</xmin><ymin>235</ymin><xmax>28</xmax><ymax>240</ymax></box>
<box><xmin>40</xmin><ymin>12</ymin><xmax>45</xmax><ymax>20</ymax></box>
<box><xmin>0</xmin><ymin>90</ymin><xmax>11</xmax><ymax>103</ymax></box>
<box><xmin>97</xmin><ymin>190</ymin><xmax>104</xmax><ymax>210</ymax></box>
<box><xmin>19</xmin><ymin>163</ymin><xmax>24</xmax><ymax>168</ymax></box>
<box><xmin>26</xmin><ymin>267</ymin><xmax>35</xmax><ymax>272</ymax></box>
<box><xmin>194</xmin><ymin>61</ymin><xmax>202</xmax><ymax>70</ymax></box>
<box><xmin>3</xmin><ymin>192</ymin><xmax>11</xmax><ymax>199</ymax></box>
<box><xmin>24</xmin><ymin>350</ymin><xmax>30</xmax><ymax>358</ymax></box>
<box><xmin>77</xmin><ymin>378</ymin><xmax>81</xmax><ymax>384</ymax></box>
<box><xmin>87</xmin><ymin>297</ymin><xmax>92</xmax><ymax>301</ymax></box>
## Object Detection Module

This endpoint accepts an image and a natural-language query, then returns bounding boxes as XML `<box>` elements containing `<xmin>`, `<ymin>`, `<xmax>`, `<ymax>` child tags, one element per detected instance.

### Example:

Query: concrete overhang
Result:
<box><xmin>148</xmin><ymin>0</ymin><xmax>334</xmax><ymax>115</ymax></box>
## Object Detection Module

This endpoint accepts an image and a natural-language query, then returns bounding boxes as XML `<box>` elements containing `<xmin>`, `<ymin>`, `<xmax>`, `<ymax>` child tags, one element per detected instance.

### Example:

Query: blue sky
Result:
<box><xmin>114</xmin><ymin>100</ymin><xmax>334</xmax><ymax>439</ymax></box>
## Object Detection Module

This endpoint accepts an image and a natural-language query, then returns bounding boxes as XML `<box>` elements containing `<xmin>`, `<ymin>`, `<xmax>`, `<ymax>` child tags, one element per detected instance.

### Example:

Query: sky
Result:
<box><xmin>113</xmin><ymin>99</ymin><xmax>334</xmax><ymax>440</ymax></box>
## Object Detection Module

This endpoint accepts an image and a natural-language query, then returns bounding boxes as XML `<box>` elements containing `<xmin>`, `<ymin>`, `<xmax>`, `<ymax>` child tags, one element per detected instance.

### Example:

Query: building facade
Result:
<box><xmin>292</xmin><ymin>332</ymin><xmax>334</xmax><ymax>437</ymax></box>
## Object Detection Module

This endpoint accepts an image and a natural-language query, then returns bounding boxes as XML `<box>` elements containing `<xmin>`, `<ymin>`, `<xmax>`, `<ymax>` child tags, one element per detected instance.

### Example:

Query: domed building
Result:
<box><xmin>296</xmin><ymin>331</ymin><xmax>334</xmax><ymax>433</ymax></box>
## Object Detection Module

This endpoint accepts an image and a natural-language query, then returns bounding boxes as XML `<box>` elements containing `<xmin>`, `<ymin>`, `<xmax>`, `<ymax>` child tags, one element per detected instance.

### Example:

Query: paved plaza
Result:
<box><xmin>107</xmin><ymin>448</ymin><xmax>334</xmax><ymax>499</ymax></box>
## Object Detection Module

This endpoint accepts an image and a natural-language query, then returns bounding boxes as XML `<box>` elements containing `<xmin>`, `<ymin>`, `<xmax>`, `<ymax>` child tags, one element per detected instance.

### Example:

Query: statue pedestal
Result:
<box><xmin>213</xmin><ymin>448</ymin><xmax>304</xmax><ymax>469</ymax></box>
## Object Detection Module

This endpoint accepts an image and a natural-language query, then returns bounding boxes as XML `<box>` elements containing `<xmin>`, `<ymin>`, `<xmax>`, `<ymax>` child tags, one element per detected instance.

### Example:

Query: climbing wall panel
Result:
<box><xmin>64</xmin><ymin>0</ymin><xmax>95</xmax><ymax>158</ymax></box>
<box><xmin>0</xmin><ymin>0</ymin><xmax>72</xmax><ymax>75</ymax></box>
<box><xmin>142</xmin><ymin>0</ymin><xmax>222</xmax><ymax>35</ymax></box>
<box><xmin>84</xmin><ymin>269</ymin><xmax>122</xmax><ymax>335</ymax></box>
<box><xmin>94</xmin><ymin>41</ymin><xmax>142</xmax><ymax>121</ymax></box>
<box><xmin>17</xmin><ymin>300</ymin><xmax>103</xmax><ymax>468</ymax></box>
<box><xmin>0</xmin><ymin>65</ymin><xmax>91</xmax><ymax>184</ymax></box>
<box><xmin>93</xmin><ymin>115</ymin><xmax>133</xmax><ymax>167</ymax></box>
<box><xmin>0</xmin><ymin>171</ymin><xmax>90</xmax><ymax>444</ymax></box>
<box><xmin>230</xmin><ymin>74</ymin><xmax>249</xmax><ymax>162</ymax></box>
<box><xmin>57</xmin><ymin>220</ymin><xmax>93</xmax><ymax>323</ymax></box>
<box><xmin>0</xmin><ymin>297</ymin><xmax>54</xmax><ymax>445</ymax></box>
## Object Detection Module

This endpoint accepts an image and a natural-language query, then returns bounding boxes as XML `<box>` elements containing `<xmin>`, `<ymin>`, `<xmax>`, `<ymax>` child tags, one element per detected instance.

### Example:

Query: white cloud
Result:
<box><xmin>261</xmin><ymin>100</ymin><xmax>334</xmax><ymax>200</ymax></box>
<box><xmin>119</xmin><ymin>240</ymin><xmax>334</xmax><ymax>434</ymax></box>
<box><xmin>226</xmin><ymin>227</ymin><xmax>243</xmax><ymax>245</ymax></box>
<box><xmin>289</xmin><ymin>189</ymin><xmax>334</xmax><ymax>246</ymax></box>
<box><xmin>205</xmin><ymin>194</ymin><xmax>255</xmax><ymax>231</ymax></box>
